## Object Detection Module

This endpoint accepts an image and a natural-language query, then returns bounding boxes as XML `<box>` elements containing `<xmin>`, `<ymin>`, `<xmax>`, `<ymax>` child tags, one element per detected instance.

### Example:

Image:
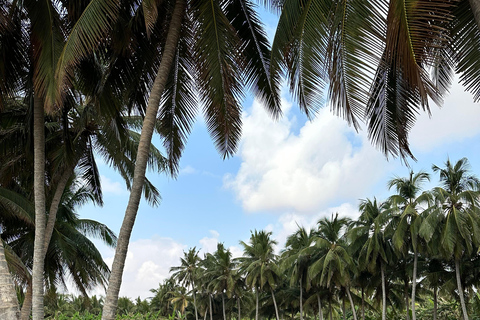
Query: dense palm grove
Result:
<box><xmin>28</xmin><ymin>158</ymin><xmax>480</xmax><ymax>320</ymax></box>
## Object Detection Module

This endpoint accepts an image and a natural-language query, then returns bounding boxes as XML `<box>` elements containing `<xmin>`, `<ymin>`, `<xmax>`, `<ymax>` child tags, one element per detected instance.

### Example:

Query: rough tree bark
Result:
<box><xmin>0</xmin><ymin>240</ymin><xmax>19</xmax><ymax>320</ymax></box>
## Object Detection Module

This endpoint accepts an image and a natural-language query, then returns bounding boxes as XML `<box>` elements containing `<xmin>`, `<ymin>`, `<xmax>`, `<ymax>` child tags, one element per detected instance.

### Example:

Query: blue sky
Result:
<box><xmin>76</xmin><ymin>9</ymin><xmax>480</xmax><ymax>299</ymax></box>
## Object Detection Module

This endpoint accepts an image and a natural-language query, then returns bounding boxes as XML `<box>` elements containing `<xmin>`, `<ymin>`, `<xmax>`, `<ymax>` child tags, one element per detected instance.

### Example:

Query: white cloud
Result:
<box><xmin>224</xmin><ymin>98</ymin><xmax>390</xmax><ymax>214</ymax></box>
<box><xmin>410</xmin><ymin>80</ymin><xmax>480</xmax><ymax>152</ymax></box>
<box><xmin>199</xmin><ymin>230</ymin><xmax>220</xmax><ymax>254</ymax></box>
<box><xmin>180</xmin><ymin>165</ymin><xmax>197</xmax><ymax>175</ymax></box>
<box><xmin>100</xmin><ymin>175</ymin><xmax>127</xmax><ymax>195</ymax></box>
<box><xmin>100</xmin><ymin>236</ymin><xmax>186</xmax><ymax>299</ymax></box>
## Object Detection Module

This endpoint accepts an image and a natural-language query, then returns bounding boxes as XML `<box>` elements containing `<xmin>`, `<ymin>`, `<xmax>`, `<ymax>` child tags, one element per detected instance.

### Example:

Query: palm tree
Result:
<box><xmin>388</xmin><ymin>170</ymin><xmax>431</xmax><ymax>320</ymax></box>
<box><xmin>349</xmin><ymin>199</ymin><xmax>393</xmax><ymax>320</ymax></box>
<box><xmin>270</xmin><ymin>0</ymin><xmax>480</xmax><ymax>160</ymax></box>
<box><xmin>281</xmin><ymin>226</ymin><xmax>317</xmax><ymax>320</ymax></box>
<box><xmin>310</xmin><ymin>214</ymin><xmax>357</xmax><ymax>320</ymax></box>
<box><xmin>239</xmin><ymin>230</ymin><xmax>281</xmax><ymax>320</ymax></box>
<box><xmin>0</xmin><ymin>239</ymin><xmax>20</xmax><ymax>318</ymax></box>
<box><xmin>171</xmin><ymin>248</ymin><xmax>201</xmax><ymax>320</ymax></box>
<box><xmin>102</xmin><ymin>0</ymin><xmax>282</xmax><ymax>315</ymax></box>
<box><xmin>422</xmin><ymin>158</ymin><xmax>480</xmax><ymax>320</ymax></box>
<box><xmin>205</xmin><ymin>244</ymin><xmax>236</xmax><ymax>320</ymax></box>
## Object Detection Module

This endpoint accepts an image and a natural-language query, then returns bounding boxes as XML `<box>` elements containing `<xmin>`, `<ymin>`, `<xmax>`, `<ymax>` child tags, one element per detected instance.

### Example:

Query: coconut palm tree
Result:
<box><xmin>205</xmin><ymin>244</ymin><xmax>236</xmax><ymax>320</ymax></box>
<box><xmin>239</xmin><ymin>230</ymin><xmax>281</xmax><ymax>320</ymax></box>
<box><xmin>388</xmin><ymin>170</ymin><xmax>431</xmax><ymax>320</ymax></box>
<box><xmin>422</xmin><ymin>158</ymin><xmax>480</xmax><ymax>320</ymax></box>
<box><xmin>102</xmin><ymin>0</ymin><xmax>282</xmax><ymax>316</ymax></box>
<box><xmin>349</xmin><ymin>199</ymin><xmax>393</xmax><ymax>320</ymax></box>
<box><xmin>0</xmin><ymin>239</ymin><xmax>20</xmax><ymax>318</ymax></box>
<box><xmin>270</xmin><ymin>0</ymin><xmax>480</xmax><ymax>160</ymax></box>
<box><xmin>281</xmin><ymin>226</ymin><xmax>317</xmax><ymax>320</ymax></box>
<box><xmin>310</xmin><ymin>214</ymin><xmax>357</xmax><ymax>320</ymax></box>
<box><xmin>171</xmin><ymin>248</ymin><xmax>202</xmax><ymax>320</ymax></box>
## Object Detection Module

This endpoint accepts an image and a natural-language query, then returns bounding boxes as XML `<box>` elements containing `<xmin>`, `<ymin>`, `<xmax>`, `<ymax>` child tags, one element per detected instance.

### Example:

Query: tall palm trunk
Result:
<box><xmin>271</xmin><ymin>288</ymin><xmax>280</xmax><ymax>320</ymax></box>
<box><xmin>411</xmin><ymin>251</ymin><xmax>417</xmax><ymax>320</ymax></box>
<box><xmin>404</xmin><ymin>279</ymin><xmax>409</xmax><ymax>320</ymax></box>
<box><xmin>342</xmin><ymin>297</ymin><xmax>346</xmax><ymax>320</ymax></box>
<box><xmin>299</xmin><ymin>276</ymin><xmax>303</xmax><ymax>320</ymax></box>
<box><xmin>255</xmin><ymin>289</ymin><xmax>259</xmax><ymax>320</ymax></box>
<box><xmin>381</xmin><ymin>262</ymin><xmax>386</xmax><ymax>320</ymax></box>
<box><xmin>101</xmin><ymin>0</ymin><xmax>186</xmax><ymax>318</ymax></box>
<box><xmin>20</xmin><ymin>283</ymin><xmax>32</xmax><ymax>320</ymax></box>
<box><xmin>455</xmin><ymin>259</ymin><xmax>469</xmax><ymax>320</ymax></box>
<box><xmin>433</xmin><ymin>286</ymin><xmax>437</xmax><ymax>320</ymax></box>
<box><xmin>361</xmin><ymin>288</ymin><xmax>365</xmax><ymax>320</ymax></box>
<box><xmin>346</xmin><ymin>287</ymin><xmax>357</xmax><ymax>320</ymax></box>
<box><xmin>32</xmin><ymin>95</ymin><xmax>46</xmax><ymax>320</ymax></box>
<box><xmin>222</xmin><ymin>292</ymin><xmax>226</xmax><ymax>320</ymax></box>
<box><xmin>317</xmin><ymin>293</ymin><xmax>323</xmax><ymax>320</ymax></box>
<box><xmin>193</xmin><ymin>289</ymin><xmax>199</xmax><ymax>320</ymax></box>
<box><xmin>237</xmin><ymin>297</ymin><xmax>241</xmax><ymax>320</ymax></box>
<box><xmin>0</xmin><ymin>240</ymin><xmax>19</xmax><ymax>319</ymax></box>
<box><xmin>209</xmin><ymin>294</ymin><xmax>213</xmax><ymax>320</ymax></box>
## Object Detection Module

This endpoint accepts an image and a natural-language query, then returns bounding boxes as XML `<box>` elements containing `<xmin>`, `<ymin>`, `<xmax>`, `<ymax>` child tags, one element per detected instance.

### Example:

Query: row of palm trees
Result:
<box><xmin>2</xmin><ymin>0</ymin><xmax>480</xmax><ymax>318</ymax></box>
<box><xmin>163</xmin><ymin>158</ymin><xmax>480</xmax><ymax>320</ymax></box>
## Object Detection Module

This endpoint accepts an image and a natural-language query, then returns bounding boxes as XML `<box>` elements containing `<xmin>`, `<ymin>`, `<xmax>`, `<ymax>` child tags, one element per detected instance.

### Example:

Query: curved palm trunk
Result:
<box><xmin>411</xmin><ymin>251</ymin><xmax>417</xmax><ymax>320</ymax></box>
<box><xmin>455</xmin><ymin>259</ymin><xmax>469</xmax><ymax>320</ymax></box>
<box><xmin>101</xmin><ymin>0</ymin><xmax>186</xmax><ymax>319</ymax></box>
<box><xmin>346</xmin><ymin>287</ymin><xmax>357</xmax><ymax>320</ymax></box>
<box><xmin>0</xmin><ymin>240</ymin><xmax>19</xmax><ymax>319</ymax></box>
<box><xmin>271</xmin><ymin>288</ymin><xmax>280</xmax><ymax>320</ymax></box>
<box><xmin>255</xmin><ymin>289</ymin><xmax>259</xmax><ymax>320</ymax></box>
<box><xmin>299</xmin><ymin>276</ymin><xmax>303</xmax><ymax>320</ymax></box>
<box><xmin>381</xmin><ymin>261</ymin><xmax>386</xmax><ymax>320</ymax></box>
<box><xmin>20</xmin><ymin>283</ymin><xmax>32</xmax><ymax>320</ymax></box>
<box><xmin>317</xmin><ymin>293</ymin><xmax>323</xmax><ymax>320</ymax></box>
<box><xmin>32</xmin><ymin>95</ymin><xmax>46</xmax><ymax>320</ymax></box>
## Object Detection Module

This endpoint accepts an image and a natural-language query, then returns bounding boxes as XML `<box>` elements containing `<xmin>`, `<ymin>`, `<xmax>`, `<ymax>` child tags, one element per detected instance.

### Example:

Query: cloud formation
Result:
<box><xmin>224</xmin><ymin>98</ymin><xmax>389</xmax><ymax>213</ymax></box>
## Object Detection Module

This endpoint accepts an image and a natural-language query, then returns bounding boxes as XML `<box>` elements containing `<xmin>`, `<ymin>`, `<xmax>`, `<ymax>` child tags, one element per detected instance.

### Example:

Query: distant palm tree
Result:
<box><xmin>239</xmin><ymin>230</ymin><xmax>281</xmax><ymax>320</ymax></box>
<box><xmin>310</xmin><ymin>214</ymin><xmax>357</xmax><ymax>320</ymax></box>
<box><xmin>424</xmin><ymin>158</ymin><xmax>480</xmax><ymax>320</ymax></box>
<box><xmin>171</xmin><ymin>248</ymin><xmax>201</xmax><ymax>320</ymax></box>
<box><xmin>281</xmin><ymin>226</ymin><xmax>317</xmax><ymax>320</ymax></box>
<box><xmin>388</xmin><ymin>170</ymin><xmax>431</xmax><ymax>320</ymax></box>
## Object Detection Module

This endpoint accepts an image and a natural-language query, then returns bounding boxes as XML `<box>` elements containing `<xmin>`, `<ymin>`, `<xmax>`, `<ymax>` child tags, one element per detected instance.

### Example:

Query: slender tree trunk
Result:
<box><xmin>238</xmin><ymin>298</ymin><xmax>241</xmax><ymax>320</ymax></box>
<box><xmin>468</xmin><ymin>0</ymin><xmax>480</xmax><ymax>31</ymax></box>
<box><xmin>20</xmin><ymin>283</ymin><xmax>32</xmax><ymax>320</ymax></box>
<box><xmin>204</xmin><ymin>308</ymin><xmax>207</xmax><ymax>320</ymax></box>
<box><xmin>210</xmin><ymin>294</ymin><xmax>213</xmax><ymax>320</ymax></box>
<box><xmin>255</xmin><ymin>289</ymin><xmax>259</xmax><ymax>320</ymax></box>
<box><xmin>317</xmin><ymin>294</ymin><xmax>323</xmax><ymax>320</ymax></box>
<box><xmin>381</xmin><ymin>262</ymin><xmax>386</xmax><ymax>320</ymax></box>
<box><xmin>222</xmin><ymin>292</ymin><xmax>226</xmax><ymax>320</ymax></box>
<box><xmin>32</xmin><ymin>95</ymin><xmax>45</xmax><ymax>320</ymax></box>
<box><xmin>433</xmin><ymin>286</ymin><xmax>437</xmax><ymax>320</ymax></box>
<box><xmin>455</xmin><ymin>259</ymin><xmax>469</xmax><ymax>320</ymax></box>
<box><xmin>342</xmin><ymin>297</ymin><xmax>346</xmax><ymax>320</ymax></box>
<box><xmin>346</xmin><ymin>287</ymin><xmax>357</xmax><ymax>320</ymax></box>
<box><xmin>0</xmin><ymin>240</ymin><xmax>19</xmax><ymax>319</ymax></box>
<box><xmin>361</xmin><ymin>288</ymin><xmax>365</xmax><ymax>320</ymax></box>
<box><xmin>43</xmin><ymin>166</ymin><xmax>74</xmax><ymax>256</ymax></box>
<box><xmin>411</xmin><ymin>251</ymin><xmax>417</xmax><ymax>320</ymax></box>
<box><xmin>404</xmin><ymin>279</ymin><xmax>409</xmax><ymax>320</ymax></box>
<box><xmin>299</xmin><ymin>277</ymin><xmax>303</xmax><ymax>320</ymax></box>
<box><xmin>194</xmin><ymin>290</ymin><xmax>199</xmax><ymax>320</ymax></box>
<box><xmin>271</xmin><ymin>288</ymin><xmax>280</xmax><ymax>320</ymax></box>
<box><xmin>101</xmin><ymin>0</ymin><xmax>186</xmax><ymax>318</ymax></box>
<box><xmin>329</xmin><ymin>299</ymin><xmax>332</xmax><ymax>320</ymax></box>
